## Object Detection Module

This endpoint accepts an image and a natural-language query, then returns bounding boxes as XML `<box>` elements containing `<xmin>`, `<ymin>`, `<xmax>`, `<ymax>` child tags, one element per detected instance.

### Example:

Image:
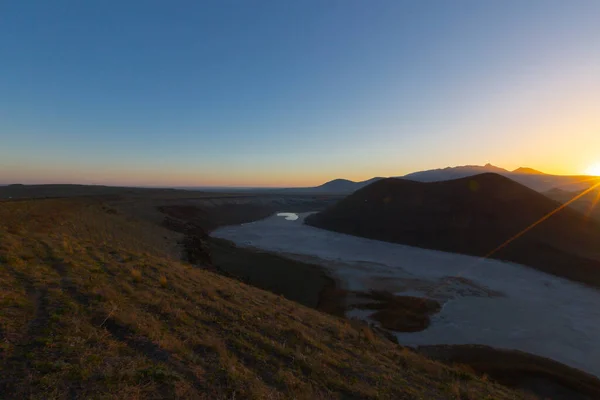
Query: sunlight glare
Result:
<box><xmin>586</xmin><ymin>163</ymin><xmax>600</xmax><ymax>176</ymax></box>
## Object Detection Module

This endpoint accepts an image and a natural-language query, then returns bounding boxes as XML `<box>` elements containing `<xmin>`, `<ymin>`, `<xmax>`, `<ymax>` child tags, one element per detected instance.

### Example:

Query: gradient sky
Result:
<box><xmin>1</xmin><ymin>1</ymin><xmax>599</xmax><ymax>187</ymax></box>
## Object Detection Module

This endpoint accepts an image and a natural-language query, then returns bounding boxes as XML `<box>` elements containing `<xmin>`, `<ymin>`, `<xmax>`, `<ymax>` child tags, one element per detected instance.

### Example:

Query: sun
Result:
<box><xmin>586</xmin><ymin>163</ymin><xmax>600</xmax><ymax>176</ymax></box>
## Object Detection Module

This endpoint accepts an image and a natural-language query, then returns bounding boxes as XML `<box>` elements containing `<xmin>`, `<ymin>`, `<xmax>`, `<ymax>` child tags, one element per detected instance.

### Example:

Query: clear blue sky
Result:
<box><xmin>1</xmin><ymin>0</ymin><xmax>599</xmax><ymax>186</ymax></box>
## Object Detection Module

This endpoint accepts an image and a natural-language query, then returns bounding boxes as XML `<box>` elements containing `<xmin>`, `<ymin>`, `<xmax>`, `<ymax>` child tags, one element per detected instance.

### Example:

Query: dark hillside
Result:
<box><xmin>545</xmin><ymin>187</ymin><xmax>600</xmax><ymax>222</ymax></box>
<box><xmin>307</xmin><ymin>173</ymin><xmax>600</xmax><ymax>288</ymax></box>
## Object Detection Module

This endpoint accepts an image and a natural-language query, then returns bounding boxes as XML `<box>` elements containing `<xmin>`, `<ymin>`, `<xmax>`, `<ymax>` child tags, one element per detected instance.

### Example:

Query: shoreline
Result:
<box><xmin>208</xmin><ymin>234</ymin><xmax>600</xmax><ymax>399</ymax></box>
<box><xmin>167</xmin><ymin>206</ymin><xmax>600</xmax><ymax>398</ymax></box>
<box><xmin>209</xmin><ymin>236</ymin><xmax>342</xmax><ymax>312</ymax></box>
<box><xmin>211</xmin><ymin>212</ymin><xmax>600</xmax><ymax>379</ymax></box>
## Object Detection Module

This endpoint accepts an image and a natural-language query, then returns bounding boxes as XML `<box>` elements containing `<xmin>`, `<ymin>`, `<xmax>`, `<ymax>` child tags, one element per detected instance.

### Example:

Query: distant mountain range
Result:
<box><xmin>302</xmin><ymin>164</ymin><xmax>599</xmax><ymax>194</ymax></box>
<box><xmin>512</xmin><ymin>167</ymin><xmax>545</xmax><ymax>174</ymax></box>
<box><xmin>403</xmin><ymin>163</ymin><xmax>508</xmax><ymax>182</ymax></box>
<box><xmin>306</xmin><ymin>173</ymin><xmax>600</xmax><ymax>289</ymax></box>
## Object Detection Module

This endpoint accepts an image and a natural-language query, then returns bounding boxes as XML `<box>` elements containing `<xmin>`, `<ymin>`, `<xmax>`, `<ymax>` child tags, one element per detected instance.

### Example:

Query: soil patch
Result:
<box><xmin>352</xmin><ymin>291</ymin><xmax>441</xmax><ymax>332</ymax></box>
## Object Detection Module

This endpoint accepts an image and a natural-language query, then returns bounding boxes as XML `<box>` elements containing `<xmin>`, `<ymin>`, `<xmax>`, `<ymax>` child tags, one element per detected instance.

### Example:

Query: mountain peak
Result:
<box><xmin>402</xmin><ymin>164</ymin><xmax>508</xmax><ymax>182</ymax></box>
<box><xmin>306</xmin><ymin>172</ymin><xmax>600</xmax><ymax>290</ymax></box>
<box><xmin>513</xmin><ymin>167</ymin><xmax>545</xmax><ymax>175</ymax></box>
<box><xmin>482</xmin><ymin>163</ymin><xmax>508</xmax><ymax>171</ymax></box>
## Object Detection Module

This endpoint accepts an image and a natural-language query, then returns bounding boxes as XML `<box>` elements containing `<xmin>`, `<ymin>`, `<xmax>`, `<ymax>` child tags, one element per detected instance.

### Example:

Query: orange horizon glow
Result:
<box><xmin>1</xmin><ymin>162</ymin><xmax>600</xmax><ymax>188</ymax></box>
<box><xmin>2</xmin><ymin>1</ymin><xmax>599</xmax><ymax>191</ymax></box>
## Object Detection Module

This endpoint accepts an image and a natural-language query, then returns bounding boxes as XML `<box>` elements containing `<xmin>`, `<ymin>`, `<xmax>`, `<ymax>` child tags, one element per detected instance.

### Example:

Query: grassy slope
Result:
<box><xmin>0</xmin><ymin>199</ymin><xmax>526</xmax><ymax>399</ymax></box>
<box><xmin>418</xmin><ymin>345</ymin><xmax>600</xmax><ymax>400</ymax></box>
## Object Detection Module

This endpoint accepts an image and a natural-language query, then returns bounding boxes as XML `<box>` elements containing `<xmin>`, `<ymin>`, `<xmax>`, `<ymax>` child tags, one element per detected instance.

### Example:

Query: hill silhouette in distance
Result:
<box><xmin>298</xmin><ymin>164</ymin><xmax>600</xmax><ymax>195</ymax></box>
<box><xmin>403</xmin><ymin>164</ymin><xmax>598</xmax><ymax>192</ymax></box>
<box><xmin>512</xmin><ymin>167</ymin><xmax>546</xmax><ymax>174</ymax></box>
<box><xmin>306</xmin><ymin>173</ymin><xmax>600</xmax><ymax>289</ymax></box>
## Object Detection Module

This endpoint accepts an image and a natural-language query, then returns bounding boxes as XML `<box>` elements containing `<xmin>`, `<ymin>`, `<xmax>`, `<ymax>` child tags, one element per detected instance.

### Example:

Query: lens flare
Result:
<box><xmin>586</xmin><ymin>163</ymin><xmax>600</xmax><ymax>176</ymax></box>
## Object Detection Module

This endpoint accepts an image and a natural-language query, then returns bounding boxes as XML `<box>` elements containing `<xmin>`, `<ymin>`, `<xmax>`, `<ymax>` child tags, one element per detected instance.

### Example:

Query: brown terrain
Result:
<box><xmin>2</xmin><ymin>184</ymin><xmax>600</xmax><ymax>399</ymax></box>
<box><xmin>350</xmin><ymin>291</ymin><xmax>442</xmax><ymax>333</ymax></box>
<box><xmin>306</xmin><ymin>173</ymin><xmax>600</xmax><ymax>289</ymax></box>
<box><xmin>0</xmin><ymin>188</ymin><xmax>533</xmax><ymax>399</ymax></box>
<box><xmin>418</xmin><ymin>345</ymin><xmax>600</xmax><ymax>400</ymax></box>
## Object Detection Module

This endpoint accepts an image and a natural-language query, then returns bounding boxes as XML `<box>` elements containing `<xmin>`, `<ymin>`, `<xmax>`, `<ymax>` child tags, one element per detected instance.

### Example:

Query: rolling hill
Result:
<box><xmin>306</xmin><ymin>173</ymin><xmax>600</xmax><ymax>289</ymax></box>
<box><xmin>296</xmin><ymin>165</ymin><xmax>600</xmax><ymax>195</ymax></box>
<box><xmin>312</xmin><ymin>177</ymin><xmax>383</xmax><ymax>193</ymax></box>
<box><xmin>280</xmin><ymin>177</ymin><xmax>384</xmax><ymax>194</ymax></box>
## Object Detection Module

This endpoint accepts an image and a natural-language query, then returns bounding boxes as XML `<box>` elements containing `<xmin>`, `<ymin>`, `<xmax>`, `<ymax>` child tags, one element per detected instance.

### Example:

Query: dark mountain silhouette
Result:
<box><xmin>313</xmin><ymin>177</ymin><xmax>383</xmax><ymax>193</ymax></box>
<box><xmin>281</xmin><ymin>177</ymin><xmax>384</xmax><ymax>194</ymax></box>
<box><xmin>403</xmin><ymin>163</ymin><xmax>509</xmax><ymax>182</ymax></box>
<box><xmin>287</xmin><ymin>164</ymin><xmax>600</xmax><ymax>195</ymax></box>
<box><xmin>513</xmin><ymin>167</ymin><xmax>545</xmax><ymax>174</ymax></box>
<box><xmin>306</xmin><ymin>173</ymin><xmax>600</xmax><ymax>288</ymax></box>
<box><xmin>402</xmin><ymin>164</ymin><xmax>599</xmax><ymax>192</ymax></box>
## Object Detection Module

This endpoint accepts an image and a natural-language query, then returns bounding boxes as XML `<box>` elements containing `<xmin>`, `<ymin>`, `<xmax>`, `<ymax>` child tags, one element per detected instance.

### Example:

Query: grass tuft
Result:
<box><xmin>159</xmin><ymin>275</ymin><xmax>168</xmax><ymax>287</ymax></box>
<box><xmin>131</xmin><ymin>268</ymin><xmax>142</xmax><ymax>281</ymax></box>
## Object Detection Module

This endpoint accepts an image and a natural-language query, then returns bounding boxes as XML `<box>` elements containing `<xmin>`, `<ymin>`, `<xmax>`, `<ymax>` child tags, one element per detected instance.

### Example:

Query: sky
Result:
<box><xmin>1</xmin><ymin>0</ymin><xmax>599</xmax><ymax>187</ymax></box>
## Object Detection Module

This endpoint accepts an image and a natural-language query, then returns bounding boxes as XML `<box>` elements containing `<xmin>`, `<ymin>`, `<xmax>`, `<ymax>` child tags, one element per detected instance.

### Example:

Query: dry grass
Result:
<box><xmin>0</xmin><ymin>198</ymin><xmax>527</xmax><ymax>399</ymax></box>
<box><xmin>419</xmin><ymin>344</ymin><xmax>600</xmax><ymax>399</ymax></box>
<box><xmin>130</xmin><ymin>268</ymin><xmax>143</xmax><ymax>281</ymax></box>
<box><xmin>159</xmin><ymin>276</ymin><xmax>168</xmax><ymax>288</ymax></box>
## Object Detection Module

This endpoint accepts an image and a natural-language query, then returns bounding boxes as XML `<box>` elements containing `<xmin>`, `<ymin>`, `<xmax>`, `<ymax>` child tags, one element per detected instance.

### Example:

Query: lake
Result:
<box><xmin>212</xmin><ymin>212</ymin><xmax>600</xmax><ymax>377</ymax></box>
